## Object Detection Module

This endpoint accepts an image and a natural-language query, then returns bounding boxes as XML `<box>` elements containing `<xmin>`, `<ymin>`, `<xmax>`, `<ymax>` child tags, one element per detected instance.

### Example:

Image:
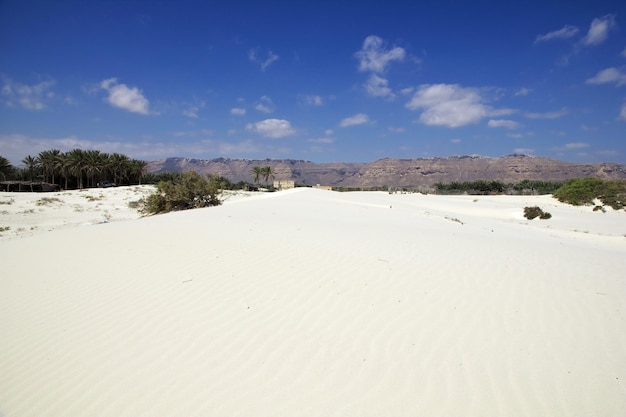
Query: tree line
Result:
<box><xmin>0</xmin><ymin>150</ymin><xmax>148</xmax><ymax>189</ymax></box>
<box><xmin>434</xmin><ymin>179</ymin><xmax>563</xmax><ymax>195</ymax></box>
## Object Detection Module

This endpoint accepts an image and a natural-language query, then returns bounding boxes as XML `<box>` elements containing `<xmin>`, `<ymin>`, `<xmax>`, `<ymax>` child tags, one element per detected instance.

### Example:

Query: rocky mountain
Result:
<box><xmin>147</xmin><ymin>155</ymin><xmax>626</xmax><ymax>188</ymax></box>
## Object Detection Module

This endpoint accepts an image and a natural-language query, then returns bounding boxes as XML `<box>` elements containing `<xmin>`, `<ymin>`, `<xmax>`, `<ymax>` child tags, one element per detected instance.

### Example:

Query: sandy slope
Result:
<box><xmin>0</xmin><ymin>186</ymin><xmax>156</xmax><ymax>240</ymax></box>
<box><xmin>1</xmin><ymin>188</ymin><xmax>625</xmax><ymax>416</ymax></box>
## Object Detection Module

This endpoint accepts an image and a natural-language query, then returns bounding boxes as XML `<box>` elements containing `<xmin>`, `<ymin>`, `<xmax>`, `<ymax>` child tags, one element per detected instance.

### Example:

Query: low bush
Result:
<box><xmin>145</xmin><ymin>171</ymin><xmax>222</xmax><ymax>214</ymax></box>
<box><xmin>524</xmin><ymin>206</ymin><xmax>551</xmax><ymax>220</ymax></box>
<box><xmin>553</xmin><ymin>178</ymin><xmax>626</xmax><ymax>210</ymax></box>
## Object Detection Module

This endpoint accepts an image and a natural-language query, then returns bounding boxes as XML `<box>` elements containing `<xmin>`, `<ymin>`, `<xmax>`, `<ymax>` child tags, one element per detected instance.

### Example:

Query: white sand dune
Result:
<box><xmin>1</xmin><ymin>188</ymin><xmax>625</xmax><ymax>416</ymax></box>
<box><xmin>0</xmin><ymin>186</ymin><xmax>156</xmax><ymax>240</ymax></box>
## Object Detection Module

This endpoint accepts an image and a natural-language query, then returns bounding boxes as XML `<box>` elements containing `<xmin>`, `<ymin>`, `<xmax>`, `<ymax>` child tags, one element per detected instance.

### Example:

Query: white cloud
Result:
<box><xmin>564</xmin><ymin>142</ymin><xmax>589</xmax><ymax>149</ymax></box>
<box><xmin>514</xmin><ymin>87</ymin><xmax>531</xmax><ymax>96</ymax></box>
<box><xmin>300</xmin><ymin>94</ymin><xmax>323</xmax><ymax>106</ymax></box>
<box><xmin>585</xmin><ymin>67</ymin><xmax>626</xmax><ymax>86</ymax></box>
<box><xmin>388</xmin><ymin>127</ymin><xmax>405</xmax><ymax>133</ymax></box>
<box><xmin>535</xmin><ymin>25</ymin><xmax>579</xmax><ymax>43</ymax></box>
<box><xmin>230</xmin><ymin>107</ymin><xmax>246</xmax><ymax>116</ymax></box>
<box><xmin>488</xmin><ymin>119</ymin><xmax>521</xmax><ymax>129</ymax></box>
<box><xmin>249</xmin><ymin>49</ymin><xmax>279</xmax><ymax>71</ymax></box>
<box><xmin>365</xmin><ymin>74</ymin><xmax>394</xmax><ymax>98</ymax></box>
<box><xmin>405</xmin><ymin>84</ymin><xmax>513</xmax><ymax>128</ymax></box>
<box><xmin>355</xmin><ymin>35</ymin><xmax>405</xmax><ymax>73</ymax></box>
<box><xmin>340</xmin><ymin>113</ymin><xmax>370</xmax><ymax>127</ymax></box>
<box><xmin>400</xmin><ymin>87</ymin><xmax>414</xmax><ymax>95</ymax></box>
<box><xmin>182</xmin><ymin>101</ymin><xmax>204</xmax><ymax>118</ymax></box>
<box><xmin>621</xmin><ymin>47</ymin><xmax>626</xmax><ymax>58</ymax></box>
<box><xmin>619</xmin><ymin>101</ymin><xmax>626</xmax><ymax>121</ymax></box>
<box><xmin>450</xmin><ymin>138</ymin><xmax>462</xmax><ymax>144</ymax></box>
<box><xmin>255</xmin><ymin>96</ymin><xmax>275</xmax><ymax>113</ymax></box>
<box><xmin>582</xmin><ymin>15</ymin><xmax>616</xmax><ymax>46</ymax></box>
<box><xmin>325</xmin><ymin>129</ymin><xmax>334</xmax><ymax>136</ymax></box>
<box><xmin>246</xmin><ymin>119</ymin><xmax>295</xmax><ymax>138</ymax></box>
<box><xmin>100</xmin><ymin>78</ymin><xmax>150</xmax><ymax>115</ymax></box>
<box><xmin>1</xmin><ymin>77</ymin><xmax>56</xmax><ymax>110</ymax></box>
<box><xmin>524</xmin><ymin>108</ymin><xmax>568</xmax><ymax>119</ymax></box>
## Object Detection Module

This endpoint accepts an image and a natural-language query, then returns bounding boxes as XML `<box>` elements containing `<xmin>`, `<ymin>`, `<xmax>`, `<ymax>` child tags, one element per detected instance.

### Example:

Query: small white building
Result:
<box><xmin>273</xmin><ymin>180</ymin><xmax>295</xmax><ymax>190</ymax></box>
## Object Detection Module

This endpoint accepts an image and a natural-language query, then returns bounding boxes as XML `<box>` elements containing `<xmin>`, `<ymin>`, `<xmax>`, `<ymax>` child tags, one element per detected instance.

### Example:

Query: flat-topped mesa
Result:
<box><xmin>146</xmin><ymin>155</ymin><xmax>626</xmax><ymax>188</ymax></box>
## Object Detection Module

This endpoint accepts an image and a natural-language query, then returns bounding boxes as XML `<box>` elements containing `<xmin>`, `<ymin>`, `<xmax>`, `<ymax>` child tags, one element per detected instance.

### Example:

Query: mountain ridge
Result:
<box><xmin>147</xmin><ymin>155</ymin><xmax>626</xmax><ymax>188</ymax></box>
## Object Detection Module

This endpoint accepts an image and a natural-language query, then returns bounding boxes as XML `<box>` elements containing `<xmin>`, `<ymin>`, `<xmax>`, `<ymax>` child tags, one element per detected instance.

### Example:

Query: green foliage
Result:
<box><xmin>251</xmin><ymin>166</ymin><xmax>262</xmax><ymax>184</ymax></box>
<box><xmin>553</xmin><ymin>178</ymin><xmax>626</xmax><ymax>210</ymax></box>
<box><xmin>0</xmin><ymin>156</ymin><xmax>14</xmax><ymax>180</ymax></box>
<box><xmin>524</xmin><ymin>206</ymin><xmax>552</xmax><ymax>220</ymax></box>
<box><xmin>145</xmin><ymin>171</ymin><xmax>222</xmax><ymax>214</ymax></box>
<box><xmin>553</xmin><ymin>178</ymin><xmax>603</xmax><ymax>206</ymax></box>
<box><xmin>511</xmin><ymin>180</ymin><xmax>563</xmax><ymax>194</ymax></box>
<box><xmin>435</xmin><ymin>179</ymin><xmax>562</xmax><ymax>195</ymax></box>
<box><xmin>251</xmin><ymin>165</ymin><xmax>275</xmax><ymax>185</ymax></box>
<box><xmin>7</xmin><ymin>149</ymin><xmax>147</xmax><ymax>189</ymax></box>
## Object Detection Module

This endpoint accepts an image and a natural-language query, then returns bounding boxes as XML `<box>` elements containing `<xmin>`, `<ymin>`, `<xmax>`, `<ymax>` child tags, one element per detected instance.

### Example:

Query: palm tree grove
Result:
<box><xmin>1</xmin><ymin>149</ymin><xmax>148</xmax><ymax>190</ymax></box>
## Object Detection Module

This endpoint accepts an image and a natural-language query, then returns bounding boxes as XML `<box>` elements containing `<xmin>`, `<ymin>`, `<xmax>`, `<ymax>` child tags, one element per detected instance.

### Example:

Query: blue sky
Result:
<box><xmin>1</xmin><ymin>0</ymin><xmax>625</xmax><ymax>166</ymax></box>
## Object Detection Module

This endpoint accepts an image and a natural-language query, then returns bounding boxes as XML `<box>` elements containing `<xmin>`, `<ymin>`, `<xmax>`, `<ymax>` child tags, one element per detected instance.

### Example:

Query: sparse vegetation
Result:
<box><xmin>445</xmin><ymin>216</ymin><xmax>464</xmax><ymax>225</ymax></box>
<box><xmin>145</xmin><ymin>171</ymin><xmax>222</xmax><ymax>214</ymax></box>
<box><xmin>553</xmin><ymin>178</ymin><xmax>626</xmax><ymax>210</ymax></box>
<box><xmin>524</xmin><ymin>206</ymin><xmax>552</xmax><ymax>220</ymax></box>
<box><xmin>36</xmin><ymin>197</ymin><xmax>62</xmax><ymax>206</ymax></box>
<box><xmin>127</xmin><ymin>199</ymin><xmax>143</xmax><ymax>209</ymax></box>
<box><xmin>0</xmin><ymin>226</ymin><xmax>10</xmax><ymax>233</ymax></box>
<box><xmin>83</xmin><ymin>194</ymin><xmax>104</xmax><ymax>202</ymax></box>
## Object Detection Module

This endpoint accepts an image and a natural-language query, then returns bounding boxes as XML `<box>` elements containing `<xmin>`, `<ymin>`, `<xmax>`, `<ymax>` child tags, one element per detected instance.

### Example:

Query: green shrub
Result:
<box><xmin>524</xmin><ymin>206</ymin><xmax>551</xmax><ymax>220</ymax></box>
<box><xmin>553</xmin><ymin>178</ymin><xmax>626</xmax><ymax>210</ymax></box>
<box><xmin>553</xmin><ymin>178</ymin><xmax>604</xmax><ymax>206</ymax></box>
<box><xmin>145</xmin><ymin>171</ymin><xmax>222</xmax><ymax>214</ymax></box>
<box><xmin>539</xmin><ymin>211</ymin><xmax>552</xmax><ymax>219</ymax></box>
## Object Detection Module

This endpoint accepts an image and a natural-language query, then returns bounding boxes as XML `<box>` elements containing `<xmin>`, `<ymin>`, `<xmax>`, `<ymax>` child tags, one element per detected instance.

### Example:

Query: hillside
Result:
<box><xmin>146</xmin><ymin>155</ymin><xmax>626</xmax><ymax>188</ymax></box>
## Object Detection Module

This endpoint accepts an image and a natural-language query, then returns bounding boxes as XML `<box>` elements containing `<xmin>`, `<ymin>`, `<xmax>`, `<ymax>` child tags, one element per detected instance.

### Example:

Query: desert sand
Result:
<box><xmin>1</xmin><ymin>187</ymin><xmax>625</xmax><ymax>416</ymax></box>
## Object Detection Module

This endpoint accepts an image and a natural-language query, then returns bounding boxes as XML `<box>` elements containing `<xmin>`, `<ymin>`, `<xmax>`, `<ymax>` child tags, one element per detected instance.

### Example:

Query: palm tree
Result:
<box><xmin>37</xmin><ymin>149</ymin><xmax>61</xmax><ymax>185</ymax></box>
<box><xmin>67</xmin><ymin>149</ymin><xmax>86</xmax><ymax>189</ymax></box>
<box><xmin>0</xmin><ymin>155</ymin><xmax>13</xmax><ymax>180</ymax></box>
<box><xmin>261</xmin><ymin>165</ymin><xmax>275</xmax><ymax>186</ymax></box>
<box><xmin>108</xmin><ymin>153</ymin><xmax>130</xmax><ymax>184</ymax></box>
<box><xmin>21</xmin><ymin>155</ymin><xmax>38</xmax><ymax>182</ymax></box>
<box><xmin>130</xmin><ymin>159</ymin><xmax>148</xmax><ymax>184</ymax></box>
<box><xmin>251</xmin><ymin>165</ymin><xmax>262</xmax><ymax>184</ymax></box>
<box><xmin>56</xmin><ymin>152</ymin><xmax>72</xmax><ymax>190</ymax></box>
<box><xmin>84</xmin><ymin>150</ymin><xmax>105</xmax><ymax>187</ymax></box>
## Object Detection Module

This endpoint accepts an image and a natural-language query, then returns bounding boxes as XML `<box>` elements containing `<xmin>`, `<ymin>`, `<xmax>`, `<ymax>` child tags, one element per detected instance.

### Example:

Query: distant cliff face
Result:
<box><xmin>147</xmin><ymin>155</ymin><xmax>626</xmax><ymax>187</ymax></box>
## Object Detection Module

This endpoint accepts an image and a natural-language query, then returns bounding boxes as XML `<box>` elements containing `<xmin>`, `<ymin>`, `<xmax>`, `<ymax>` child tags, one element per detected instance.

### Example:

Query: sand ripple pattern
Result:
<box><xmin>1</xmin><ymin>189</ymin><xmax>625</xmax><ymax>416</ymax></box>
